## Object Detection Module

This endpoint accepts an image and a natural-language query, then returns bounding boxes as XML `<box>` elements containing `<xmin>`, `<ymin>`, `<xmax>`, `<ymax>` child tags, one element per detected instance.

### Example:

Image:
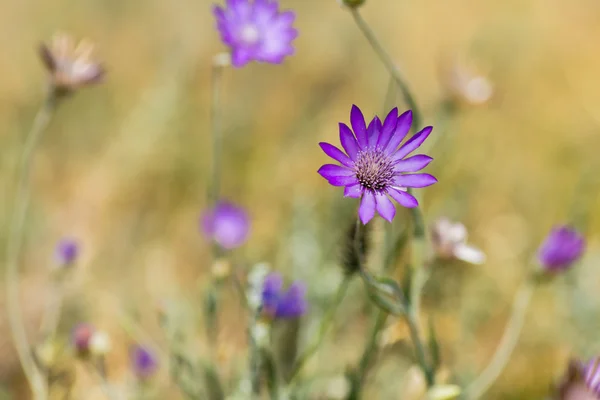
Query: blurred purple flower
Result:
<box><xmin>213</xmin><ymin>0</ymin><xmax>298</xmax><ymax>67</ymax></box>
<box><xmin>71</xmin><ymin>323</ymin><xmax>94</xmax><ymax>354</ymax></box>
<box><xmin>583</xmin><ymin>358</ymin><xmax>600</xmax><ymax>397</ymax></box>
<box><xmin>55</xmin><ymin>238</ymin><xmax>79</xmax><ymax>266</ymax></box>
<box><xmin>537</xmin><ymin>225</ymin><xmax>585</xmax><ymax>272</ymax></box>
<box><xmin>557</xmin><ymin>358</ymin><xmax>600</xmax><ymax>400</ymax></box>
<box><xmin>318</xmin><ymin>105</ymin><xmax>437</xmax><ymax>224</ymax></box>
<box><xmin>130</xmin><ymin>345</ymin><xmax>158</xmax><ymax>379</ymax></box>
<box><xmin>201</xmin><ymin>201</ymin><xmax>250</xmax><ymax>249</ymax></box>
<box><xmin>261</xmin><ymin>272</ymin><xmax>307</xmax><ymax>319</ymax></box>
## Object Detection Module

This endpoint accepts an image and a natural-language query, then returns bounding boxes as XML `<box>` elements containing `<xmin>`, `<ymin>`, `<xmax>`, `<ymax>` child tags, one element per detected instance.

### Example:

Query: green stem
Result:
<box><xmin>349</xmin><ymin>8</ymin><xmax>422</xmax><ymax>129</ymax></box>
<box><xmin>5</xmin><ymin>93</ymin><xmax>57</xmax><ymax>400</ymax></box>
<box><xmin>349</xmin><ymin>310</ymin><xmax>388</xmax><ymax>398</ymax></box>
<box><xmin>288</xmin><ymin>277</ymin><xmax>351</xmax><ymax>383</ymax></box>
<box><xmin>464</xmin><ymin>281</ymin><xmax>536</xmax><ymax>399</ymax></box>
<box><xmin>405</xmin><ymin>310</ymin><xmax>434</xmax><ymax>386</ymax></box>
<box><xmin>205</xmin><ymin>56</ymin><xmax>227</xmax><ymax>358</ymax></box>
<box><xmin>208</xmin><ymin>59</ymin><xmax>225</xmax><ymax>206</ymax></box>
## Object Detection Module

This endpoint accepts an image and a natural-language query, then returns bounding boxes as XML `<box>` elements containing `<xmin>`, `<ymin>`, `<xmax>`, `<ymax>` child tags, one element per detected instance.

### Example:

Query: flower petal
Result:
<box><xmin>359</xmin><ymin>191</ymin><xmax>376</xmax><ymax>224</ymax></box>
<box><xmin>392</xmin><ymin>126</ymin><xmax>433</xmax><ymax>161</ymax></box>
<box><xmin>394</xmin><ymin>173</ymin><xmax>438</xmax><ymax>188</ymax></box>
<box><xmin>318</xmin><ymin>164</ymin><xmax>357</xmax><ymax>186</ymax></box>
<box><xmin>383</xmin><ymin>110</ymin><xmax>412</xmax><ymax>154</ymax></box>
<box><xmin>377</xmin><ymin>107</ymin><xmax>398</xmax><ymax>149</ymax></box>
<box><xmin>367</xmin><ymin>116</ymin><xmax>382</xmax><ymax>148</ymax></box>
<box><xmin>319</xmin><ymin>142</ymin><xmax>353</xmax><ymax>168</ymax></box>
<box><xmin>318</xmin><ymin>164</ymin><xmax>353</xmax><ymax>179</ymax></box>
<box><xmin>350</xmin><ymin>105</ymin><xmax>368</xmax><ymax>149</ymax></box>
<box><xmin>393</xmin><ymin>154</ymin><xmax>434</xmax><ymax>172</ymax></box>
<box><xmin>388</xmin><ymin>188</ymin><xmax>419</xmax><ymax>208</ymax></box>
<box><xmin>344</xmin><ymin>183</ymin><xmax>363</xmax><ymax>198</ymax></box>
<box><xmin>454</xmin><ymin>244</ymin><xmax>486</xmax><ymax>264</ymax></box>
<box><xmin>339</xmin><ymin>123</ymin><xmax>359</xmax><ymax>160</ymax></box>
<box><xmin>375</xmin><ymin>192</ymin><xmax>396</xmax><ymax>222</ymax></box>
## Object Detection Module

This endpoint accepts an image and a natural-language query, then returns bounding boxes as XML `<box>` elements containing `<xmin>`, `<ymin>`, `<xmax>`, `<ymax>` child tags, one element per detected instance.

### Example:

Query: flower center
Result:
<box><xmin>354</xmin><ymin>149</ymin><xmax>395</xmax><ymax>191</ymax></box>
<box><xmin>240</xmin><ymin>24</ymin><xmax>261</xmax><ymax>45</ymax></box>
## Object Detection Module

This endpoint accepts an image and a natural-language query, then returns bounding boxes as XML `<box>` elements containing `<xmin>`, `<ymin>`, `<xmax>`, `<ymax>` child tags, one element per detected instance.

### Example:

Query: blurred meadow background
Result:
<box><xmin>1</xmin><ymin>0</ymin><xmax>600</xmax><ymax>398</ymax></box>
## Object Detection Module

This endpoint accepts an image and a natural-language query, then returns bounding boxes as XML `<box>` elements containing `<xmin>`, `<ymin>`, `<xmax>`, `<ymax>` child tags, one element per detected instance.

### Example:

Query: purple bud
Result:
<box><xmin>261</xmin><ymin>272</ymin><xmax>307</xmax><ymax>320</ymax></box>
<box><xmin>201</xmin><ymin>201</ymin><xmax>250</xmax><ymax>250</ymax></box>
<box><xmin>55</xmin><ymin>238</ymin><xmax>79</xmax><ymax>266</ymax></box>
<box><xmin>537</xmin><ymin>225</ymin><xmax>585</xmax><ymax>273</ymax></box>
<box><xmin>130</xmin><ymin>345</ymin><xmax>158</xmax><ymax>379</ymax></box>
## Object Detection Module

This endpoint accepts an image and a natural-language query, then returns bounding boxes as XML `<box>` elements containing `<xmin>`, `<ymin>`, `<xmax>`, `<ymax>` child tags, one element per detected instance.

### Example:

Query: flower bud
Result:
<box><xmin>71</xmin><ymin>323</ymin><xmax>94</xmax><ymax>355</ymax></box>
<box><xmin>537</xmin><ymin>225</ymin><xmax>585</xmax><ymax>273</ymax></box>
<box><xmin>55</xmin><ymin>238</ymin><xmax>79</xmax><ymax>267</ymax></box>
<box><xmin>130</xmin><ymin>345</ymin><xmax>158</xmax><ymax>379</ymax></box>
<box><xmin>339</xmin><ymin>0</ymin><xmax>366</xmax><ymax>8</ymax></box>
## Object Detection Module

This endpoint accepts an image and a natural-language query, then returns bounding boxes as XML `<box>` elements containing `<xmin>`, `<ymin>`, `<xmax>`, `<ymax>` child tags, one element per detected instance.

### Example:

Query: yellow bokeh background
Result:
<box><xmin>1</xmin><ymin>0</ymin><xmax>600</xmax><ymax>398</ymax></box>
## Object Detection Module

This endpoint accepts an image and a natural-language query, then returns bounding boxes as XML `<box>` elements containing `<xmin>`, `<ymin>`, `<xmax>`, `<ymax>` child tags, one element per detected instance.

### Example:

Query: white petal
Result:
<box><xmin>453</xmin><ymin>244</ymin><xmax>486</xmax><ymax>264</ymax></box>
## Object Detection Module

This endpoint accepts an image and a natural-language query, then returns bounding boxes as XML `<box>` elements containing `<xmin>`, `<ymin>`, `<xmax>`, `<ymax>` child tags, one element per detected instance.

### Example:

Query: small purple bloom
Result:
<box><xmin>213</xmin><ymin>0</ymin><xmax>298</xmax><ymax>67</ymax></box>
<box><xmin>261</xmin><ymin>272</ymin><xmax>307</xmax><ymax>319</ymax></box>
<box><xmin>55</xmin><ymin>238</ymin><xmax>79</xmax><ymax>266</ymax></box>
<box><xmin>201</xmin><ymin>201</ymin><xmax>250</xmax><ymax>249</ymax></box>
<box><xmin>537</xmin><ymin>225</ymin><xmax>585</xmax><ymax>272</ymax></box>
<box><xmin>130</xmin><ymin>345</ymin><xmax>158</xmax><ymax>379</ymax></box>
<box><xmin>318</xmin><ymin>105</ymin><xmax>437</xmax><ymax>224</ymax></box>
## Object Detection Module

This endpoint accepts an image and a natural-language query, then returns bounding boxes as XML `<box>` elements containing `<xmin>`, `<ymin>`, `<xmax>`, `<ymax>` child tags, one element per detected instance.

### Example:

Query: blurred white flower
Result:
<box><xmin>439</xmin><ymin>56</ymin><xmax>493</xmax><ymax>106</ymax></box>
<box><xmin>431</xmin><ymin>218</ymin><xmax>486</xmax><ymax>265</ymax></box>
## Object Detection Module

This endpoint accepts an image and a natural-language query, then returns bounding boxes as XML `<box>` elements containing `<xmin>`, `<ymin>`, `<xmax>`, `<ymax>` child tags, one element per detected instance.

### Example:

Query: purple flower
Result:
<box><xmin>556</xmin><ymin>359</ymin><xmax>599</xmax><ymax>400</ymax></box>
<box><xmin>261</xmin><ymin>272</ymin><xmax>307</xmax><ymax>319</ymax></box>
<box><xmin>55</xmin><ymin>238</ymin><xmax>79</xmax><ymax>266</ymax></box>
<box><xmin>537</xmin><ymin>225</ymin><xmax>585</xmax><ymax>272</ymax></box>
<box><xmin>201</xmin><ymin>201</ymin><xmax>250</xmax><ymax>249</ymax></box>
<box><xmin>583</xmin><ymin>358</ymin><xmax>600</xmax><ymax>397</ymax></box>
<box><xmin>130</xmin><ymin>345</ymin><xmax>158</xmax><ymax>379</ymax></box>
<box><xmin>318</xmin><ymin>105</ymin><xmax>437</xmax><ymax>224</ymax></box>
<box><xmin>213</xmin><ymin>0</ymin><xmax>298</xmax><ymax>67</ymax></box>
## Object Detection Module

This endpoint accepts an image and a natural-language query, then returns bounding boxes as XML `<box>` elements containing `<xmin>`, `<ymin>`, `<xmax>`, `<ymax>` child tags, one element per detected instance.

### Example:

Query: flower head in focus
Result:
<box><xmin>39</xmin><ymin>33</ymin><xmax>105</xmax><ymax>95</ymax></box>
<box><xmin>130</xmin><ymin>345</ymin><xmax>158</xmax><ymax>379</ymax></box>
<box><xmin>201</xmin><ymin>201</ymin><xmax>250</xmax><ymax>249</ymax></box>
<box><xmin>213</xmin><ymin>0</ymin><xmax>298</xmax><ymax>68</ymax></box>
<box><xmin>537</xmin><ymin>225</ymin><xmax>585</xmax><ymax>273</ymax></box>
<box><xmin>261</xmin><ymin>272</ymin><xmax>307</xmax><ymax>319</ymax></box>
<box><xmin>318</xmin><ymin>105</ymin><xmax>437</xmax><ymax>224</ymax></box>
<box><xmin>431</xmin><ymin>218</ymin><xmax>485</xmax><ymax>265</ymax></box>
<box><xmin>55</xmin><ymin>238</ymin><xmax>79</xmax><ymax>266</ymax></box>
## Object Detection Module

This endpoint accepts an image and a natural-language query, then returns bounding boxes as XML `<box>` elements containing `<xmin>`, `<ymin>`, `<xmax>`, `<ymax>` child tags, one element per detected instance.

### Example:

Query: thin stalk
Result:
<box><xmin>208</xmin><ymin>59</ymin><xmax>225</xmax><ymax>206</ymax></box>
<box><xmin>39</xmin><ymin>276</ymin><xmax>66</xmax><ymax>341</ymax></box>
<box><xmin>352</xmin><ymin>310</ymin><xmax>388</xmax><ymax>394</ymax></box>
<box><xmin>349</xmin><ymin>8</ymin><xmax>422</xmax><ymax>129</ymax></box>
<box><xmin>205</xmin><ymin>55</ymin><xmax>227</xmax><ymax>359</ymax></box>
<box><xmin>288</xmin><ymin>277</ymin><xmax>351</xmax><ymax>383</ymax></box>
<box><xmin>464</xmin><ymin>281</ymin><xmax>536</xmax><ymax>399</ymax></box>
<box><xmin>405</xmin><ymin>310</ymin><xmax>434</xmax><ymax>386</ymax></box>
<box><xmin>5</xmin><ymin>93</ymin><xmax>57</xmax><ymax>400</ymax></box>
